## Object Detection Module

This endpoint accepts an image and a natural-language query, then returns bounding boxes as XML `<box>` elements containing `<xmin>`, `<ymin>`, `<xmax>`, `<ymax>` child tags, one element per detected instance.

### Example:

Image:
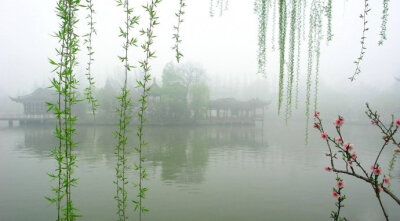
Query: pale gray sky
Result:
<box><xmin>0</xmin><ymin>0</ymin><xmax>399</xmax><ymax>104</ymax></box>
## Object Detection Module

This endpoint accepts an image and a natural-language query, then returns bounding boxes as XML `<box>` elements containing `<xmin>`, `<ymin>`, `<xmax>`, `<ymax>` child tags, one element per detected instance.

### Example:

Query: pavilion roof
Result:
<box><xmin>10</xmin><ymin>88</ymin><xmax>57</xmax><ymax>103</ymax></box>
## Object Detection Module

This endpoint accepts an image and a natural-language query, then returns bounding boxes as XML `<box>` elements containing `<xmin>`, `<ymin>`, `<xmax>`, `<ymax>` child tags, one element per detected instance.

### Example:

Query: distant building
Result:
<box><xmin>9</xmin><ymin>88</ymin><xmax>85</xmax><ymax>119</ymax></box>
<box><xmin>206</xmin><ymin>98</ymin><xmax>269</xmax><ymax>125</ymax></box>
<box><xmin>10</xmin><ymin>88</ymin><xmax>57</xmax><ymax>115</ymax></box>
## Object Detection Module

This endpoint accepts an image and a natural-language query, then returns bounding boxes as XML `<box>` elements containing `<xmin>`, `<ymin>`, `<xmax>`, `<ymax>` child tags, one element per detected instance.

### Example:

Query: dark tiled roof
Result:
<box><xmin>10</xmin><ymin>88</ymin><xmax>57</xmax><ymax>103</ymax></box>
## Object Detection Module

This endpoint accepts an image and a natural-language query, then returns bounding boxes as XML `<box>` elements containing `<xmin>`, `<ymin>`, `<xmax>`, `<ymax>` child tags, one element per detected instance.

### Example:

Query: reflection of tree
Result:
<box><xmin>144</xmin><ymin>126</ymin><xmax>267</xmax><ymax>184</ymax></box>
<box><xmin>144</xmin><ymin>127</ymin><xmax>196</xmax><ymax>183</ymax></box>
<box><xmin>18</xmin><ymin>125</ymin><xmax>267</xmax><ymax>184</ymax></box>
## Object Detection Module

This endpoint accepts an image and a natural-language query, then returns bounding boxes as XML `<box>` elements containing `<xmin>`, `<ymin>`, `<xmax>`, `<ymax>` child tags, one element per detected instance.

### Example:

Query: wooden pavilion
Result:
<box><xmin>206</xmin><ymin>98</ymin><xmax>269</xmax><ymax>125</ymax></box>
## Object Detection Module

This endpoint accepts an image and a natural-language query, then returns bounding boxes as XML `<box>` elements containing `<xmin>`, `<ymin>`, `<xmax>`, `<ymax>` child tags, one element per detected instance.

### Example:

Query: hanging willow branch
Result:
<box><xmin>46</xmin><ymin>0</ymin><xmax>68</xmax><ymax>219</ymax></box>
<box><xmin>305</xmin><ymin>0</ymin><xmax>317</xmax><ymax>144</ymax></box>
<box><xmin>114</xmin><ymin>0</ymin><xmax>139</xmax><ymax>220</ymax></box>
<box><xmin>349</xmin><ymin>0</ymin><xmax>370</xmax><ymax>82</ymax></box>
<box><xmin>47</xmin><ymin>0</ymin><xmax>81</xmax><ymax>220</ymax></box>
<box><xmin>295</xmin><ymin>0</ymin><xmax>302</xmax><ymax>109</ymax></box>
<box><xmin>172</xmin><ymin>0</ymin><xmax>186</xmax><ymax>63</ymax></box>
<box><xmin>277</xmin><ymin>0</ymin><xmax>287</xmax><ymax>115</ymax></box>
<box><xmin>83</xmin><ymin>0</ymin><xmax>98</xmax><ymax>116</ymax></box>
<box><xmin>378</xmin><ymin>0</ymin><xmax>390</xmax><ymax>45</ymax></box>
<box><xmin>134</xmin><ymin>0</ymin><xmax>161</xmax><ymax>219</ymax></box>
<box><xmin>325</xmin><ymin>0</ymin><xmax>333</xmax><ymax>42</ymax></box>
<box><xmin>285</xmin><ymin>0</ymin><xmax>297</xmax><ymax>121</ymax></box>
<box><xmin>313</xmin><ymin>0</ymin><xmax>323</xmax><ymax>113</ymax></box>
<box><xmin>301</xmin><ymin>0</ymin><xmax>306</xmax><ymax>40</ymax></box>
<box><xmin>255</xmin><ymin>0</ymin><xmax>268</xmax><ymax>76</ymax></box>
<box><xmin>271</xmin><ymin>0</ymin><xmax>277</xmax><ymax>51</ymax></box>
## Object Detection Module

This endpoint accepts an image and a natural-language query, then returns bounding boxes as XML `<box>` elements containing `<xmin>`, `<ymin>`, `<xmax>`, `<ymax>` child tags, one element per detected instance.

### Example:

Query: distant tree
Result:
<box><xmin>97</xmin><ymin>77</ymin><xmax>120</xmax><ymax>116</ymax></box>
<box><xmin>160</xmin><ymin>84</ymin><xmax>188</xmax><ymax>122</ymax></box>
<box><xmin>162</xmin><ymin>62</ymin><xmax>206</xmax><ymax>99</ymax></box>
<box><xmin>162</xmin><ymin>62</ymin><xmax>181</xmax><ymax>86</ymax></box>
<box><xmin>179</xmin><ymin>62</ymin><xmax>206</xmax><ymax>99</ymax></box>
<box><xmin>160</xmin><ymin>62</ymin><xmax>209</xmax><ymax>122</ymax></box>
<box><xmin>189</xmin><ymin>83</ymin><xmax>210</xmax><ymax>120</ymax></box>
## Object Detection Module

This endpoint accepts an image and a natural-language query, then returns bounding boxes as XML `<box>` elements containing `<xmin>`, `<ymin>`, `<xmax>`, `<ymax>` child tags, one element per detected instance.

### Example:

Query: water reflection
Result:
<box><xmin>2</xmin><ymin>124</ymin><xmax>400</xmax><ymax>221</ymax></box>
<box><xmin>18</xmin><ymin>125</ymin><xmax>267</xmax><ymax>185</ymax></box>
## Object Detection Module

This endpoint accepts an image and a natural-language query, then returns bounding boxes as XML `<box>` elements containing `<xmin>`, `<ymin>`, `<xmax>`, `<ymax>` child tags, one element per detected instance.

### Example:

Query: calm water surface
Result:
<box><xmin>0</xmin><ymin>122</ymin><xmax>399</xmax><ymax>221</ymax></box>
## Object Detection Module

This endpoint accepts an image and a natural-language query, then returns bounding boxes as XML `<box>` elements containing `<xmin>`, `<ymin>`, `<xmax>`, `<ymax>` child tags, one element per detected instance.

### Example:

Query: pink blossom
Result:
<box><xmin>336</xmin><ymin>181</ymin><xmax>344</xmax><ymax>188</ymax></box>
<box><xmin>314</xmin><ymin>111</ymin><xmax>320</xmax><ymax>118</ymax></box>
<box><xmin>396</xmin><ymin>119</ymin><xmax>400</xmax><ymax>127</ymax></box>
<box><xmin>343</xmin><ymin>143</ymin><xmax>353</xmax><ymax>151</ymax></box>
<box><xmin>313</xmin><ymin>122</ymin><xmax>320</xmax><ymax>129</ymax></box>
<box><xmin>384</xmin><ymin>176</ymin><xmax>390</xmax><ymax>185</ymax></box>
<box><xmin>377</xmin><ymin>185</ymin><xmax>383</xmax><ymax>193</ymax></box>
<box><xmin>334</xmin><ymin>117</ymin><xmax>344</xmax><ymax>127</ymax></box>
<box><xmin>321</xmin><ymin>132</ymin><xmax>328</xmax><ymax>139</ymax></box>
<box><xmin>372</xmin><ymin>119</ymin><xmax>380</xmax><ymax>125</ymax></box>
<box><xmin>332</xmin><ymin>191</ymin><xmax>340</xmax><ymax>199</ymax></box>
<box><xmin>325</xmin><ymin>167</ymin><xmax>332</xmax><ymax>172</ymax></box>
<box><xmin>335</xmin><ymin>137</ymin><xmax>343</xmax><ymax>143</ymax></box>
<box><xmin>351</xmin><ymin>152</ymin><xmax>357</xmax><ymax>160</ymax></box>
<box><xmin>371</xmin><ymin>165</ymin><xmax>376</xmax><ymax>171</ymax></box>
<box><xmin>347</xmin><ymin>161</ymin><xmax>353</xmax><ymax>167</ymax></box>
<box><xmin>373</xmin><ymin>168</ymin><xmax>382</xmax><ymax>176</ymax></box>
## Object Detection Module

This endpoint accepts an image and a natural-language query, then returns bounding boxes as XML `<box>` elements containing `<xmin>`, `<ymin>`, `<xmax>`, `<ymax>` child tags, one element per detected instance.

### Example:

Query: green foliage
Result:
<box><xmin>190</xmin><ymin>83</ymin><xmax>210</xmax><ymax>120</ymax></box>
<box><xmin>313</xmin><ymin>0</ymin><xmax>323</xmax><ymax>114</ymax></box>
<box><xmin>254</xmin><ymin>0</ymin><xmax>268</xmax><ymax>76</ymax></box>
<box><xmin>295</xmin><ymin>0</ymin><xmax>303</xmax><ymax>109</ymax></box>
<box><xmin>325</xmin><ymin>0</ymin><xmax>333</xmax><ymax>42</ymax></box>
<box><xmin>305</xmin><ymin>0</ymin><xmax>315</xmax><ymax>144</ymax></box>
<box><xmin>159</xmin><ymin>84</ymin><xmax>189</xmax><ymax>121</ymax></box>
<box><xmin>271</xmin><ymin>0</ymin><xmax>277</xmax><ymax>51</ymax></box>
<box><xmin>330</xmin><ymin>176</ymin><xmax>347</xmax><ymax>221</ymax></box>
<box><xmin>47</xmin><ymin>0</ymin><xmax>82</xmax><ymax>220</ymax></box>
<box><xmin>154</xmin><ymin>62</ymin><xmax>209</xmax><ymax>123</ymax></box>
<box><xmin>285</xmin><ymin>0</ymin><xmax>297</xmax><ymax>122</ymax></box>
<box><xmin>205</xmin><ymin>1</ymin><xmax>393</xmax><ymax>138</ymax></box>
<box><xmin>172</xmin><ymin>0</ymin><xmax>186</xmax><ymax>63</ymax></box>
<box><xmin>277</xmin><ymin>0</ymin><xmax>287</xmax><ymax>115</ymax></box>
<box><xmin>349</xmin><ymin>0</ymin><xmax>370</xmax><ymax>81</ymax></box>
<box><xmin>305</xmin><ymin>0</ymin><xmax>324</xmax><ymax>144</ymax></box>
<box><xmin>378</xmin><ymin>0</ymin><xmax>390</xmax><ymax>45</ymax></box>
<box><xmin>82</xmin><ymin>0</ymin><xmax>99</xmax><ymax>116</ymax></box>
<box><xmin>114</xmin><ymin>0</ymin><xmax>139</xmax><ymax>220</ymax></box>
<box><xmin>134</xmin><ymin>0</ymin><xmax>162</xmax><ymax>219</ymax></box>
<box><xmin>97</xmin><ymin>78</ymin><xmax>120</xmax><ymax>115</ymax></box>
<box><xmin>387</xmin><ymin>151</ymin><xmax>397</xmax><ymax>190</ymax></box>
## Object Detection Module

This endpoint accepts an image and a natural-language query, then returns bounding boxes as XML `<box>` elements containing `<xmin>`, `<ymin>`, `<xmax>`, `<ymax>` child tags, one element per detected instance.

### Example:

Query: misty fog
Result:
<box><xmin>1</xmin><ymin>0</ymin><xmax>400</xmax><ymax>221</ymax></box>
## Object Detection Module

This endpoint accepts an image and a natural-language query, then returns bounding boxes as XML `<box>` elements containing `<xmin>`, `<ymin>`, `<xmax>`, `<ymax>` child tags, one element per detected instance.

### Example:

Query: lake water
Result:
<box><xmin>0</xmin><ymin>122</ymin><xmax>399</xmax><ymax>221</ymax></box>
